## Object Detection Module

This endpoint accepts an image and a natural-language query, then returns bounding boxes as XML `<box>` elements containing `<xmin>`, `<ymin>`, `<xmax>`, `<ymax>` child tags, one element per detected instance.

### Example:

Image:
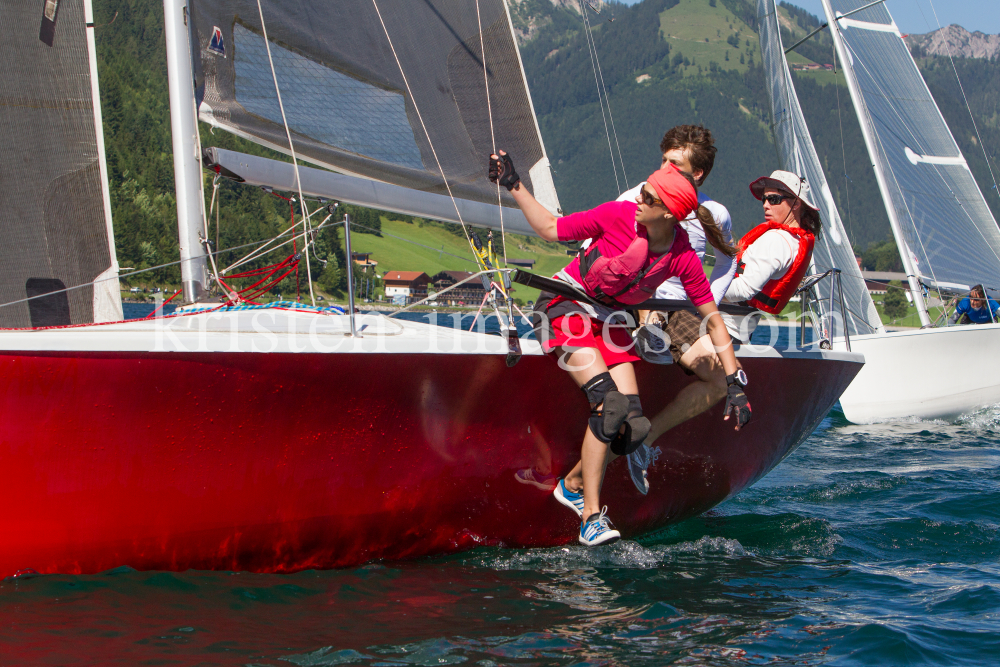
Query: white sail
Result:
<box><xmin>757</xmin><ymin>0</ymin><xmax>882</xmax><ymax>336</ymax></box>
<box><xmin>821</xmin><ymin>0</ymin><xmax>1000</xmax><ymax>304</ymax></box>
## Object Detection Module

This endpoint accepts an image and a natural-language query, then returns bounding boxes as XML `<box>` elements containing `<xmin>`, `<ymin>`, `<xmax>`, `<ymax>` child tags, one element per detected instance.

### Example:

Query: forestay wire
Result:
<box><xmin>580</xmin><ymin>1</ymin><xmax>628</xmax><ymax>192</ymax></box>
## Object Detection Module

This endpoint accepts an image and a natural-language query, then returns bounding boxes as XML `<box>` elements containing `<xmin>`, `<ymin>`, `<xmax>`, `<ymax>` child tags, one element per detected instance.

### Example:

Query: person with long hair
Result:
<box><xmin>614</xmin><ymin>125</ymin><xmax>747</xmax><ymax>495</ymax></box>
<box><xmin>488</xmin><ymin>150</ymin><xmax>749</xmax><ymax>547</ymax></box>
<box><xmin>950</xmin><ymin>284</ymin><xmax>1000</xmax><ymax>324</ymax></box>
<box><xmin>723</xmin><ymin>169</ymin><xmax>821</xmax><ymax>319</ymax></box>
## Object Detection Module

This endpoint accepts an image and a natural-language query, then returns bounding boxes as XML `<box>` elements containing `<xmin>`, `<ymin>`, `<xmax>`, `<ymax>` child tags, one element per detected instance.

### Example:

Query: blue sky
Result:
<box><xmin>616</xmin><ymin>0</ymin><xmax>1000</xmax><ymax>35</ymax></box>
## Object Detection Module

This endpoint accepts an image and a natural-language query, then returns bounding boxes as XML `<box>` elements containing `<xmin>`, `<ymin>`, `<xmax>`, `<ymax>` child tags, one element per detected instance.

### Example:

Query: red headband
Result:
<box><xmin>646</xmin><ymin>163</ymin><xmax>698</xmax><ymax>221</ymax></box>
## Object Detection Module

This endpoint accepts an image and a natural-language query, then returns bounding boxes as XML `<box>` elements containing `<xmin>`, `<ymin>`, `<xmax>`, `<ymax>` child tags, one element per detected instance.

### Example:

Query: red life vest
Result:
<box><xmin>734</xmin><ymin>221</ymin><xmax>815</xmax><ymax>314</ymax></box>
<box><xmin>577</xmin><ymin>235</ymin><xmax>672</xmax><ymax>305</ymax></box>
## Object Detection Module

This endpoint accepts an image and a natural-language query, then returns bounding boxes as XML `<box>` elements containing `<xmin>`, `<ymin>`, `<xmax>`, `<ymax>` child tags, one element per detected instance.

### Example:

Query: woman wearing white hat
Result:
<box><xmin>724</xmin><ymin>170</ymin><xmax>821</xmax><ymax>316</ymax></box>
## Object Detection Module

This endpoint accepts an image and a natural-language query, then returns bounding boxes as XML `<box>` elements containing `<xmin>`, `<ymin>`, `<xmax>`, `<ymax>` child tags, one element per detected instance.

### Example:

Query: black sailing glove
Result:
<box><xmin>488</xmin><ymin>151</ymin><xmax>521</xmax><ymax>191</ymax></box>
<box><xmin>723</xmin><ymin>370</ymin><xmax>752</xmax><ymax>430</ymax></box>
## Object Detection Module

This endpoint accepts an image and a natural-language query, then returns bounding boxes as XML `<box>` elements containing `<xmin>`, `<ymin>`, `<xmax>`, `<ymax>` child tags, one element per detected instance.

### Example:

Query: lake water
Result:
<box><xmin>10</xmin><ymin>306</ymin><xmax>992</xmax><ymax>664</ymax></box>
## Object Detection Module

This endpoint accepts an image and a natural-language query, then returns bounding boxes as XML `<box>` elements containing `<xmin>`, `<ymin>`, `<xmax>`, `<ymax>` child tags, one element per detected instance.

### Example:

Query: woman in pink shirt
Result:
<box><xmin>489</xmin><ymin>151</ymin><xmax>747</xmax><ymax>547</ymax></box>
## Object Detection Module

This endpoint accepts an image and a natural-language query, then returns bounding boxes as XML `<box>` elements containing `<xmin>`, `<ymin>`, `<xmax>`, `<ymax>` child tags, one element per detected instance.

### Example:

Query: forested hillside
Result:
<box><xmin>94</xmin><ymin>0</ymin><xmax>1000</xmax><ymax>279</ymax></box>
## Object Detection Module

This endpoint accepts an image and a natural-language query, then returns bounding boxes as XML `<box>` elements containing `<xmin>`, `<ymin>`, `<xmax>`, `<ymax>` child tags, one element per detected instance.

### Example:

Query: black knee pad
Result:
<box><xmin>610</xmin><ymin>394</ymin><xmax>652</xmax><ymax>456</ymax></box>
<box><xmin>581</xmin><ymin>372</ymin><xmax>616</xmax><ymax>407</ymax></box>
<box><xmin>582</xmin><ymin>373</ymin><xmax>629</xmax><ymax>444</ymax></box>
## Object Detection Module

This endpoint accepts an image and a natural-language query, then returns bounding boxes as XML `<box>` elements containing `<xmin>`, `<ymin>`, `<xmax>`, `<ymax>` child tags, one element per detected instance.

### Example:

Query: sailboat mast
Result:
<box><xmin>819</xmin><ymin>0</ymin><xmax>931</xmax><ymax>326</ymax></box>
<box><xmin>163</xmin><ymin>0</ymin><xmax>208</xmax><ymax>303</ymax></box>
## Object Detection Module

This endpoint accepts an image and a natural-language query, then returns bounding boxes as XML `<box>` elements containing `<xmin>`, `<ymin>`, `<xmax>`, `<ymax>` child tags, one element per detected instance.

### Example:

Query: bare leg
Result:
<box><xmin>645</xmin><ymin>334</ymin><xmax>728</xmax><ymax>445</ymax></box>
<box><xmin>579</xmin><ymin>428</ymin><xmax>611</xmax><ymax>519</ymax></box>
<box><xmin>564</xmin><ymin>360</ymin><xmax>639</xmax><ymax>508</ymax></box>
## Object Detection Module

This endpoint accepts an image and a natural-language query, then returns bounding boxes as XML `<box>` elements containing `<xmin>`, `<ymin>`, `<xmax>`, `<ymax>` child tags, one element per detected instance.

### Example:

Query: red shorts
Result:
<box><xmin>544</xmin><ymin>312</ymin><xmax>641</xmax><ymax>366</ymax></box>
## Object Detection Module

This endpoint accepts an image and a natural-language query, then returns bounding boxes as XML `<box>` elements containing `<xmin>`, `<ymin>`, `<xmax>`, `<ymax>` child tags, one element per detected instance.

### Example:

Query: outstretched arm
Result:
<box><xmin>490</xmin><ymin>151</ymin><xmax>559</xmax><ymax>242</ymax></box>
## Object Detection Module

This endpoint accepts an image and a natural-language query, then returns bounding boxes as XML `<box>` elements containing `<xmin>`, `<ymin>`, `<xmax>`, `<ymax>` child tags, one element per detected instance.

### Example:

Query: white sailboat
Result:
<box><xmin>758</xmin><ymin>0</ymin><xmax>1000</xmax><ymax>423</ymax></box>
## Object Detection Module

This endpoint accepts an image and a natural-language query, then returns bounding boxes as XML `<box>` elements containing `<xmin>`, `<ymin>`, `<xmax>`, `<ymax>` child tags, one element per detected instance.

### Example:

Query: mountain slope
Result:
<box><xmin>907</xmin><ymin>24</ymin><xmax>1000</xmax><ymax>60</ymax></box>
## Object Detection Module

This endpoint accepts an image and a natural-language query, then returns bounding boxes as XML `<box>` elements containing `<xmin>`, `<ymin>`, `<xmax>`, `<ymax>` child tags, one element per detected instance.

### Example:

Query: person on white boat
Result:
<box><xmin>613</xmin><ymin>125</ymin><xmax>747</xmax><ymax>496</ymax></box>
<box><xmin>723</xmin><ymin>170</ymin><xmax>820</xmax><ymax>320</ymax></box>
<box><xmin>950</xmin><ymin>284</ymin><xmax>1000</xmax><ymax>324</ymax></box>
<box><xmin>488</xmin><ymin>150</ymin><xmax>747</xmax><ymax>548</ymax></box>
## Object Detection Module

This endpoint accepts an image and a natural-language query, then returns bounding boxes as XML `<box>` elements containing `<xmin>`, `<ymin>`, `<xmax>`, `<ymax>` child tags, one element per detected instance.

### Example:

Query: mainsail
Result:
<box><xmin>757</xmin><ymin>0</ymin><xmax>882</xmax><ymax>336</ymax></box>
<box><xmin>821</xmin><ymin>0</ymin><xmax>1000</xmax><ymax>312</ymax></box>
<box><xmin>0</xmin><ymin>0</ymin><xmax>121</xmax><ymax>327</ymax></box>
<box><xmin>188</xmin><ymin>0</ymin><xmax>561</xmax><ymax>226</ymax></box>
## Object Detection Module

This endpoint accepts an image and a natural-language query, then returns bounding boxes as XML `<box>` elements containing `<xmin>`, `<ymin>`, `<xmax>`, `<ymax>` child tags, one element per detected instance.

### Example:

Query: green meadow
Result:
<box><xmin>344</xmin><ymin>218</ymin><xmax>573</xmax><ymax>305</ymax></box>
<box><xmin>657</xmin><ymin>0</ymin><xmax>824</xmax><ymax>78</ymax></box>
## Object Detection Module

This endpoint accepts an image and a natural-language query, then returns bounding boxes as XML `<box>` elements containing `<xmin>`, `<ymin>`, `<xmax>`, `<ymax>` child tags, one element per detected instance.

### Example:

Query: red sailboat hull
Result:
<box><xmin>0</xmin><ymin>348</ymin><xmax>859</xmax><ymax>576</ymax></box>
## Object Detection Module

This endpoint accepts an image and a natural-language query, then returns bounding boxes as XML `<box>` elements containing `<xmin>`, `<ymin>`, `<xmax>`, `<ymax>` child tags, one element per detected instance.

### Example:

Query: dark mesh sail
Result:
<box><xmin>0</xmin><ymin>0</ymin><xmax>120</xmax><ymax>327</ymax></box>
<box><xmin>823</xmin><ymin>0</ymin><xmax>1000</xmax><ymax>292</ymax></box>
<box><xmin>757</xmin><ymin>0</ymin><xmax>881</xmax><ymax>336</ymax></box>
<box><xmin>190</xmin><ymin>0</ymin><xmax>561</xmax><ymax>215</ymax></box>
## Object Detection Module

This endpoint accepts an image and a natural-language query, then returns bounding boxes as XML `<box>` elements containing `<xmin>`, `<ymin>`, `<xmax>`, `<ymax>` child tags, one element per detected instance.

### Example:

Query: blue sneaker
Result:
<box><xmin>627</xmin><ymin>444</ymin><xmax>661</xmax><ymax>496</ymax></box>
<box><xmin>579</xmin><ymin>506</ymin><xmax>621</xmax><ymax>546</ymax></box>
<box><xmin>553</xmin><ymin>478</ymin><xmax>584</xmax><ymax>518</ymax></box>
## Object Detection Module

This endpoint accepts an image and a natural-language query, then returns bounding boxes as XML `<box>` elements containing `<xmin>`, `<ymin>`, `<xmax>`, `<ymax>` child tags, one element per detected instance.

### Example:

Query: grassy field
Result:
<box><xmin>657</xmin><ymin>0</ymin><xmax>819</xmax><ymax>77</ymax></box>
<box><xmin>346</xmin><ymin>217</ymin><xmax>573</xmax><ymax>305</ymax></box>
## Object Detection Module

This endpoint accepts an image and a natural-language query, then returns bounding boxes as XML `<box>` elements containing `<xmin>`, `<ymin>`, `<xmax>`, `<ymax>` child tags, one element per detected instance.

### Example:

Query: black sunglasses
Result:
<box><xmin>762</xmin><ymin>194</ymin><xmax>793</xmax><ymax>206</ymax></box>
<box><xmin>641</xmin><ymin>189</ymin><xmax>665</xmax><ymax>207</ymax></box>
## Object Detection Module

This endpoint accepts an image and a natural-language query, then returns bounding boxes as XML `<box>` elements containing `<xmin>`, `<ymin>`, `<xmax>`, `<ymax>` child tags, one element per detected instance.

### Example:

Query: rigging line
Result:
<box><xmin>254</xmin><ymin>0</ymin><xmax>316</xmax><ymax>307</ymax></box>
<box><xmin>224</xmin><ymin>214</ymin><xmax>335</xmax><ymax>284</ymax></box>
<box><xmin>370</xmin><ymin>0</ymin><xmax>475</xmax><ymax>255</ymax></box>
<box><xmin>926</xmin><ymin>0</ymin><xmax>1000</xmax><ymax>204</ymax></box>
<box><xmin>584</xmin><ymin>5</ymin><xmax>624</xmax><ymax>190</ymax></box>
<box><xmin>842</xmin><ymin>37</ymin><xmax>1000</xmax><ymax>279</ymax></box>
<box><xmin>474</xmin><ymin>0</ymin><xmax>507</xmax><ymax>267</ymax></box>
<box><xmin>584</xmin><ymin>1</ymin><xmax>628</xmax><ymax>188</ymax></box>
<box><xmin>223</xmin><ymin>203</ymin><xmax>326</xmax><ymax>274</ymax></box>
<box><xmin>0</xmin><ymin>222</ymin><xmax>343</xmax><ymax>313</ymax></box>
<box><xmin>579</xmin><ymin>1</ymin><xmax>621</xmax><ymax>193</ymax></box>
<box><xmin>387</xmin><ymin>269</ymin><xmax>509</xmax><ymax>319</ymax></box>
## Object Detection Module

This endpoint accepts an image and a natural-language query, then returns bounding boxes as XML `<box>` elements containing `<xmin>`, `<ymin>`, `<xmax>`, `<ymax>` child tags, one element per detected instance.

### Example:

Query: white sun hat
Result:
<box><xmin>749</xmin><ymin>170</ymin><xmax>819</xmax><ymax>212</ymax></box>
